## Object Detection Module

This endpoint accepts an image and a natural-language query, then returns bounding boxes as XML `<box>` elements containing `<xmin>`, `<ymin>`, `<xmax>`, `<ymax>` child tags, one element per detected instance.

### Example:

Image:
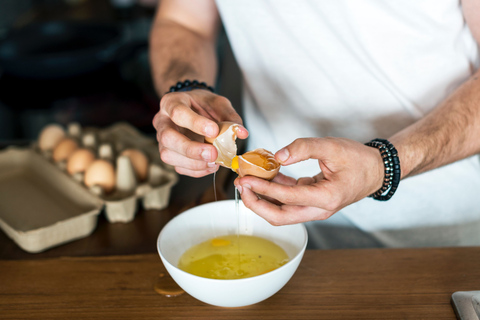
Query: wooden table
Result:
<box><xmin>0</xmin><ymin>165</ymin><xmax>479</xmax><ymax>319</ymax></box>
<box><xmin>1</xmin><ymin>247</ymin><xmax>479</xmax><ymax>319</ymax></box>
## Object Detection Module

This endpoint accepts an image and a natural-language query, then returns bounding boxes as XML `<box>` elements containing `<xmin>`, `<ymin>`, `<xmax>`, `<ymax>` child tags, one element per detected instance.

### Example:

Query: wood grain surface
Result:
<box><xmin>2</xmin><ymin>247</ymin><xmax>479</xmax><ymax>319</ymax></box>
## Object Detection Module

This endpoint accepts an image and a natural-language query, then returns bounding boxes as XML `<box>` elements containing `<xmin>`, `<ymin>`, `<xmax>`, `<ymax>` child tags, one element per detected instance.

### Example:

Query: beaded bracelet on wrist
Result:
<box><xmin>365</xmin><ymin>138</ymin><xmax>401</xmax><ymax>201</ymax></box>
<box><xmin>166</xmin><ymin>79</ymin><xmax>215</xmax><ymax>95</ymax></box>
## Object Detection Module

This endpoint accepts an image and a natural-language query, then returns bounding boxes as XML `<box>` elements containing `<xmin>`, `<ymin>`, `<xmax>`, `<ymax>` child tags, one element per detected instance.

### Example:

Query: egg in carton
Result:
<box><xmin>36</xmin><ymin>123</ymin><xmax>93</xmax><ymax>170</ymax></box>
<box><xmin>96</xmin><ymin>123</ymin><xmax>178</xmax><ymax>210</ymax></box>
<box><xmin>36</xmin><ymin>122</ymin><xmax>178</xmax><ymax>224</ymax></box>
<box><xmin>80</xmin><ymin>129</ymin><xmax>177</xmax><ymax>223</ymax></box>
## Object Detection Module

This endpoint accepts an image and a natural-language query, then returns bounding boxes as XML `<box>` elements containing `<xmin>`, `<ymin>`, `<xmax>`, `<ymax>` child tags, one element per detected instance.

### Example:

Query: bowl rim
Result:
<box><xmin>157</xmin><ymin>199</ymin><xmax>308</xmax><ymax>282</ymax></box>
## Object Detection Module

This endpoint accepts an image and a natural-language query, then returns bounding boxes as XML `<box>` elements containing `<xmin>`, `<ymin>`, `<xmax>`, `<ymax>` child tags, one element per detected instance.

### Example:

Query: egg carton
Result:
<box><xmin>0</xmin><ymin>123</ymin><xmax>178</xmax><ymax>253</ymax></box>
<box><xmin>36</xmin><ymin>122</ymin><xmax>178</xmax><ymax>223</ymax></box>
<box><xmin>0</xmin><ymin>148</ymin><xmax>103</xmax><ymax>253</ymax></box>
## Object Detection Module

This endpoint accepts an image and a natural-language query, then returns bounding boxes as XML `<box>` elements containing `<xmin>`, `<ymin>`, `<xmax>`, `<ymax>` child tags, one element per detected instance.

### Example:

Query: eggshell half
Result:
<box><xmin>235</xmin><ymin>148</ymin><xmax>280</xmax><ymax>180</ymax></box>
<box><xmin>204</xmin><ymin>121</ymin><xmax>239</xmax><ymax>168</ymax></box>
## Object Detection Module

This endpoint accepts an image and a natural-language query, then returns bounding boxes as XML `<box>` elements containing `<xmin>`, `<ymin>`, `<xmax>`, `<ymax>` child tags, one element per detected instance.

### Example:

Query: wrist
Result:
<box><xmin>165</xmin><ymin>79</ymin><xmax>215</xmax><ymax>96</ymax></box>
<box><xmin>388</xmin><ymin>135</ymin><xmax>417</xmax><ymax>179</ymax></box>
<box><xmin>365</xmin><ymin>139</ymin><xmax>401</xmax><ymax>201</ymax></box>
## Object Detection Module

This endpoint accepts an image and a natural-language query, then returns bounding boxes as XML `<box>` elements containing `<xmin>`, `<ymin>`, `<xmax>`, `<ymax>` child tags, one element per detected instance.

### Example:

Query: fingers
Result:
<box><xmin>153</xmin><ymin>90</ymin><xmax>248</xmax><ymax>177</ymax></box>
<box><xmin>156</xmin><ymin>120</ymin><xmax>220</xmax><ymax>175</ymax></box>
<box><xmin>160</xmin><ymin>92</ymin><xmax>219</xmax><ymax>139</ymax></box>
<box><xmin>175</xmin><ymin>164</ymin><xmax>219</xmax><ymax>178</ymax></box>
<box><xmin>296</xmin><ymin>177</ymin><xmax>316</xmax><ymax>185</ymax></box>
<box><xmin>275</xmin><ymin>137</ymin><xmax>344</xmax><ymax>166</ymax></box>
<box><xmin>271</xmin><ymin>173</ymin><xmax>298</xmax><ymax>186</ymax></box>
<box><xmin>235</xmin><ymin>175</ymin><xmax>331</xmax><ymax>209</ymax></box>
<box><xmin>239</xmin><ymin>185</ymin><xmax>332</xmax><ymax>225</ymax></box>
<box><xmin>233</xmin><ymin>137</ymin><xmax>387</xmax><ymax>226</ymax></box>
<box><xmin>160</xmin><ymin>90</ymin><xmax>248</xmax><ymax>139</ymax></box>
<box><xmin>157</xmin><ymin>122</ymin><xmax>217</xmax><ymax>161</ymax></box>
<box><xmin>235</xmin><ymin>126</ymin><xmax>249</xmax><ymax>140</ymax></box>
<box><xmin>192</xmin><ymin>93</ymin><xmax>249</xmax><ymax>140</ymax></box>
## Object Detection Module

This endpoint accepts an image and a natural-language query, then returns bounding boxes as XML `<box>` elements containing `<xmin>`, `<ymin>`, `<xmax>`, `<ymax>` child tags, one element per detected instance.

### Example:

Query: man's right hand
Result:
<box><xmin>153</xmin><ymin>89</ymin><xmax>248</xmax><ymax>177</ymax></box>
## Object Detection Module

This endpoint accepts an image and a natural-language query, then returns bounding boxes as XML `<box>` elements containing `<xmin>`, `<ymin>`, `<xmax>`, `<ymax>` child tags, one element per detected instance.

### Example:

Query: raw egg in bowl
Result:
<box><xmin>157</xmin><ymin>200</ymin><xmax>307</xmax><ymax>307</ymax></box>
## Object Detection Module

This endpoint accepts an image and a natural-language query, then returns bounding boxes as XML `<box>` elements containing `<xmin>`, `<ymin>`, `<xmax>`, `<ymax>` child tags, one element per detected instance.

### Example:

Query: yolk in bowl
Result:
<box><xmin>178</xmin><ymin>235</ymin><xmax>289</xmax><ymax>280</ymax></box>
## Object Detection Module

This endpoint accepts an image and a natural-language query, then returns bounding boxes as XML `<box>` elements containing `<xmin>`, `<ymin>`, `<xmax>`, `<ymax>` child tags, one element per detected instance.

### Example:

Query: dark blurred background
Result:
<box><xmin>0</xmin><ymin>0</ymin><xmax>241</xmax><ymax>146</ymax></box>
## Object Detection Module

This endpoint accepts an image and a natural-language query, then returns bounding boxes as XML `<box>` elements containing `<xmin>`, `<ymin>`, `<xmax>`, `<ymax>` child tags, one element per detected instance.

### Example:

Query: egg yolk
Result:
<box><xmin>231</xmin><ymin>156</ymin><xmax>239</xmax><ymax>171</ymax></box>
<box><xmin>241</xmin><ymin>151</ymin><xmax>277</xmax><ymax>170</ymax></box>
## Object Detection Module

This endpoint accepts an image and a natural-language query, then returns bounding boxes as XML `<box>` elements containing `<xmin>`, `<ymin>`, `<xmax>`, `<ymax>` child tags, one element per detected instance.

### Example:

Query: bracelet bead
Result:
<box><xmin>365</xmin><ymin>138</ymin><xmax>401</xmax><ymax>201</ymax></box>
<box><xmin>166</xmin><ymin>79</ymin><xmax>215</xmax><ymax>95</ymax></box>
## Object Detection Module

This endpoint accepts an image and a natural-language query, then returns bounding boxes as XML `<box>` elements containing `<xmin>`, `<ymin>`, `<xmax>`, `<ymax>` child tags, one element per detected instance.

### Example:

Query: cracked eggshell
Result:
<box><xmin>235</xmin><ymin>148</ymin><xmax>280</xmax><ymax>180</ymax></box>
<box><xmin>204</xmin><ymin>121</ymin><xmax>239</xmax><ymax>168</ymax></box>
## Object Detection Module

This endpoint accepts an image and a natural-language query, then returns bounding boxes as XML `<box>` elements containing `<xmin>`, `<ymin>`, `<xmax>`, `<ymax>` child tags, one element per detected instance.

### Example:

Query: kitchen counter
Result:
<box><xmin>2</xmin><ymin>247</ymin><xmax>479</xmax><ymax>319</ymax></box>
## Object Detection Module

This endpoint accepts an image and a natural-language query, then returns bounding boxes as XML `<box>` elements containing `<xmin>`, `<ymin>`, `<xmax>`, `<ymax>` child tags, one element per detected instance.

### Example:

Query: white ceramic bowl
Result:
<box><xmin>157</xmin><ymin>200</ymin><xmax>308</xmax><ymax>307</ymax></box>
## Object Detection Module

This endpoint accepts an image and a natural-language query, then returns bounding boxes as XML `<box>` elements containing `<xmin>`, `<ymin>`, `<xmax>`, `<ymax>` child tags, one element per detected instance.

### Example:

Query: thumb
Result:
<box><xmin>275</xmin><ymin>138</ymin><xmax>324</xmax><ymax>166</ymax></box>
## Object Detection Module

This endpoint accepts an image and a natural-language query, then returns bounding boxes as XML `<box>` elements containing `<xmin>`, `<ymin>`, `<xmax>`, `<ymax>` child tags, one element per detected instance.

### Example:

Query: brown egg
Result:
<box><xmin>120</xmin><ymin>149</ymin><xmax>149</xmax><ymax>182</ymax></box>
<box><xmin>232</xmin><ymin>148</ymin><xmax>280</xmax><ymax>180</ymax></box>
<box><xmin>204</xmin><ymin>121</ymin><xmax>239</xmax><ymax>168</ymax></box>
<box><xmin>84</xmin><ymin>159</ymin><xmax>116</xmax><ymax>193</ymax></box>
<box><xmin>38</xmin><ymin>124</ymin><xmax>66</xmax><ymax>151</ymax></box>
<box><xmin>67</xmin><ymin>148</ymin><xmax>96</xmax><ymax>175</ymax></box>
<box><xmin>52</xmin><ymin>138</ymin><xmax>79</xmax><ymax>163</ymax></box>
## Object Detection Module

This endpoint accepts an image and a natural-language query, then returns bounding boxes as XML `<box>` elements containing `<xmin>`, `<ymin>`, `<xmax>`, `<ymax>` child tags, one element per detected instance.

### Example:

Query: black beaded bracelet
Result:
<box><xmin>365</xmin><ymin>138</ymin><xmax>401</xmax><ymax>201</ymax></box>
<box><xmin>166</xmin><ymin>79</ymin><xmax>215</xmax><ymax>95</ymax></box>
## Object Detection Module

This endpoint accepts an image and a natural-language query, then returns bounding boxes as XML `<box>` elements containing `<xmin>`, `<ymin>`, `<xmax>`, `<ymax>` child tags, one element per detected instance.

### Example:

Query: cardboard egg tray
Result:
<box><xmin>0</xmin><ymin>123</ymin><xmax>178</xmax><ymax>253</ymax></box>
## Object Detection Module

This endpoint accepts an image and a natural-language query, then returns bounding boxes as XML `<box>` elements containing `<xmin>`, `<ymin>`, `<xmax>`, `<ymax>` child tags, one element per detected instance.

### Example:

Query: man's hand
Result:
<box><xmin>153</xmin><ymin>89</ymin><xmax>248</xmax><ymax>177</ymax></box>
<box><xmin>234</xmin><ymin>137</ymin><xmax>384</xmax><ymax>225</ymax></box>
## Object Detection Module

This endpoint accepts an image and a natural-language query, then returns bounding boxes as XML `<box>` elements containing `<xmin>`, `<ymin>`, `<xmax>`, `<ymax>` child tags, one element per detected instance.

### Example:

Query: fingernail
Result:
<box><xmin>236</xmin><ymin>185</ymin><xmax>243</xmax><ymax>194</ymax></box>
<box><xmin>208</xmin><ymin>165</ymin><xmax>219</xmax><ymax>172</ymax></box>
<box><xmin>243</xmin><ymin>183</ymin><xmax>251</xmax><ymax>190</ymax></box>
<box><xmin>207</xmin><ymin>162</ymin><xmax>216</xmax><ymax>168</ymax></box>
<box><xmin>202</xmin><ymin>149</ymin><xmax>212</xmax><ymax>161</ymax></box>
<box><xmin>204</xmin><ymin>124</ymin><xmax>215</xmax><ymax>137</ymax></box>
<box><xmin>276</xmin><ymin>148</ymin><xmax>290</xmax><ymax>163</ymax></box>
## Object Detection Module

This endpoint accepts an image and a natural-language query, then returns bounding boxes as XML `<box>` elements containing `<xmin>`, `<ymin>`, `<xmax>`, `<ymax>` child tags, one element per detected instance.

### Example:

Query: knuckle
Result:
<box><xmin>323</xmin><ymin>193</ymin><xmax>342</xmax><ymax>212</ymax></box>
<box><xmin>268</xmin><ymin>216</ymin><xmax>283</xmax><ymax>226</ymax></box>
<box><xmin>160</xmin><ymin>92</ymin><xmax>175</xmax><ymax>107</ymax></box>
<box><xmin>281</xmin><ymin>187</ymin><xmax>297</xmax><ymax>204</ymax></box>
<box><xmin>152</xmin><ymin>112</ymin><xmax>160</xmax><ymax>128</ymax></box>
<box><xmin>323</xmin><ymin>202</ymin><xmax>337</xmax><ymax>213</ymax></box>
<box><xmin>192</xmin><ymin>115</ymin><xmax>208</xmax><ymax>132</ymax></box>
<box><xmin>215</xmin><ymin>95</ymin><xmax>232</xmax><ymax>107</ymax></box>
<box><xmin>159</xmin><ymin>129</ymin><xmax>173</xmax><ymax>147</ymax></box>
<box><xmin>159</xmin><ymin>148</ymin><xmax>171</xmax><ymax>164</ymax></box>
<box><xmin>169</xmin><ymin>105</ymin><xmax>186</xmax><ymax>121</ymax></box>
<box><xmin>184</xmin><ymin>144</ymin><xmax>201</xmax><ymax>159</ymax></box>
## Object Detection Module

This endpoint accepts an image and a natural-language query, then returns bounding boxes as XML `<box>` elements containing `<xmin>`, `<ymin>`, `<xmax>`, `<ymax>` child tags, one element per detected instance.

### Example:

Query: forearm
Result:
<box><xmin>390</xmin><ymin>69</ymin><xmax>480</xmax><ymax>179</ymax></box>
<box><xmin>149</xmin><ymin>19</ymin><xmax>218</xmax><ymax>95</ymax></box>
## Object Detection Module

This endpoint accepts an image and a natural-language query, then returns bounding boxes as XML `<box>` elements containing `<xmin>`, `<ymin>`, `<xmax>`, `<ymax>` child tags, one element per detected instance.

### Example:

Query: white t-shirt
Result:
<box><xmin>216</xmin><ymin>0</ymin><xmax>480</xmax><ymax>248</ymax></box>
